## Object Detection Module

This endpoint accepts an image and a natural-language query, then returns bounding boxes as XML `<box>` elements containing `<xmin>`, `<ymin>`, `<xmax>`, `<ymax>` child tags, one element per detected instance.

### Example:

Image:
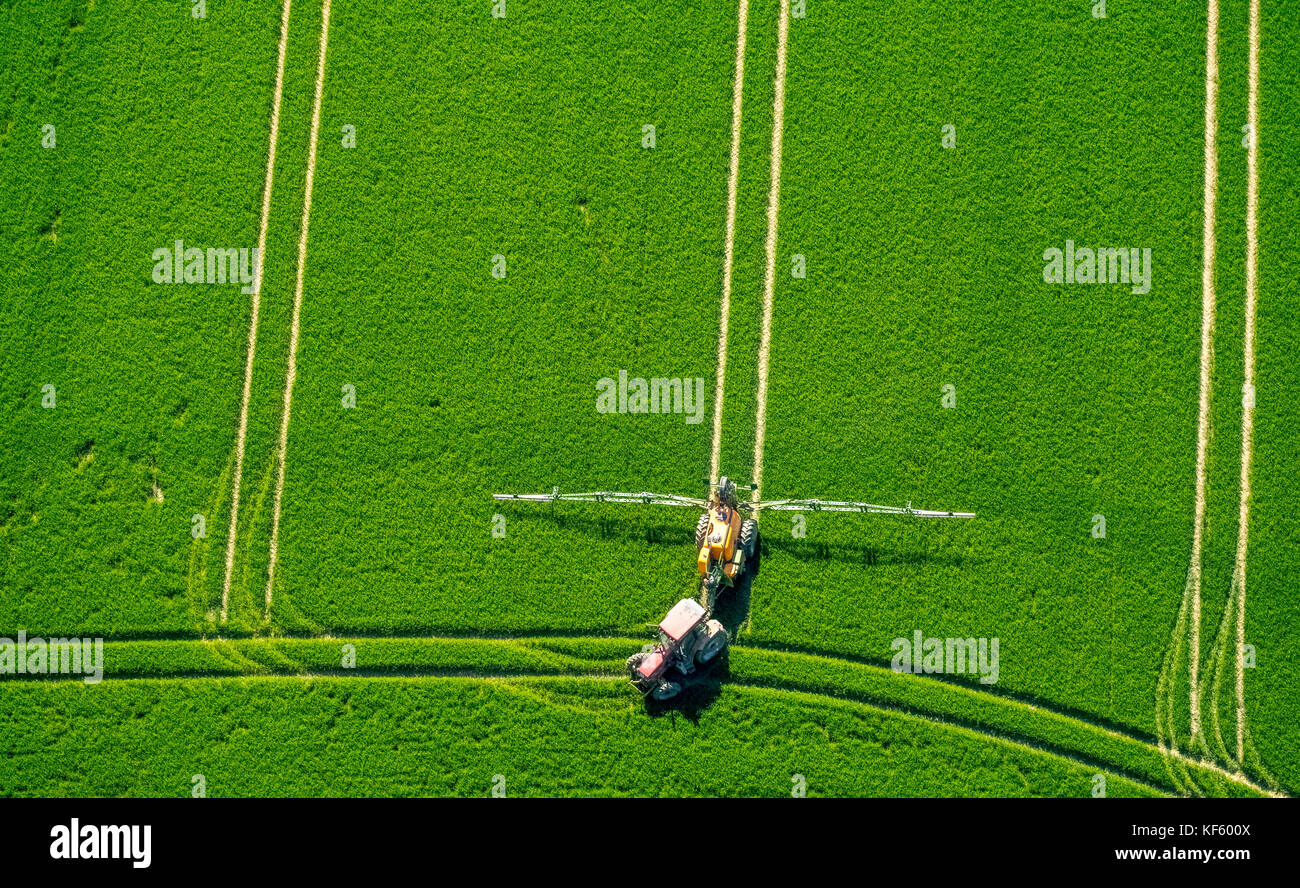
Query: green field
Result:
<box><xmin>1</xmin><ymin>0</ymin><xmax>1295</xmax><ymax>797</ymax></box>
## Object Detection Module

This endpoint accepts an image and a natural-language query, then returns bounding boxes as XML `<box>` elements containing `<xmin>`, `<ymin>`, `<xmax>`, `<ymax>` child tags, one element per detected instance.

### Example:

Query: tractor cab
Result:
<box><xmin>630</xmin><ymin>598</ymin><xmax>705</xmax><ymax>690</ymax></box>
<box><xmin>659</xmin><ymin>597</ymin><xmax>706</xmax><ymax>645</ymax></box>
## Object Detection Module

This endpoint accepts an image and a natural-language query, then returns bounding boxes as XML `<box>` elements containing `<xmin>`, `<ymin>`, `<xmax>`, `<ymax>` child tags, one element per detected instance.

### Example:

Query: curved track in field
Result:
<box><xmin>12</xmin><ymin>633</ymin><xmax>1285</xmax><ymax>798</ymax></box>
<box><xmin>1157</xmin><ymin>0</ymin><xmax>1273</xmax><ymax>798</ymax></box>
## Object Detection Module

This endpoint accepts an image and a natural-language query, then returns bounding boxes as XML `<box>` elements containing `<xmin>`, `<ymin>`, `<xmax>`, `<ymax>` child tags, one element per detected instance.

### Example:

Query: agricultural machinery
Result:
<box><xmin>494</xmin><ymin>475</ymin><xmax>974</xmax><ymax>608</ymax></box>
<box><xmin>494</xmin><ymin>475</ymin><xmax>973</xmax><ymax>703</ymax></box>
<box><xmin>624</xmin><ymin>597</ymin><xmax>728</xmax><ymax>701</ymax></box>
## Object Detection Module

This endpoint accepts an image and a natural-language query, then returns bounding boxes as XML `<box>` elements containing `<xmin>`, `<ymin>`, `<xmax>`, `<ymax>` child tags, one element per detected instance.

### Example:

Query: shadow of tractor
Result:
<box><xmin>644</xmin><ymin>668</ymin><xmax>725</xmax><ymax>723</ymax></box>
<box><xmin>710</xmin><ymin>549</ymin><xmax>756</xmax><ymax>640</ymax></box>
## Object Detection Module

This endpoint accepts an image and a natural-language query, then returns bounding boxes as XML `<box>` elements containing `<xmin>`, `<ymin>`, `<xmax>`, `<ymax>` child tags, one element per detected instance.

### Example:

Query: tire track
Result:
<box><xmin>1156</xmin><ymin>577</ymin><xmax>1202</xmax><ymax>795</ymax></box>
<box><xmin>5</xmin><ymin>669</ymin><xmax>1179</xmax><ymax>796</ymax></box>
<box><xmin>1199</xmin><ymin>0</ymin><xmax>1263</xmax><ymax>776</ymax></box>
<box><xmin>1188</xmin><ymin>0</ymin><xmax>1221</xmax><ymax>743</ymax></box>
<box><xmin>1158</xmin><ymin>0</ymin><xmax>1278</xmax><ymax>798</ymax></box>
<box><xmin>749</xmin><ymin>0</ymin><xmax>789</xmax><ymax>510</ymax></box>
<box><xmin>265</xmin><ymin>0</ymin><xmax>333</xmax><ymax>615</ymax></box>
<box><xmin>19</xmin><ymin>633</ymin><xmax>1284</xmax><ymax>796</ymax></box>
<box><xmin>708</xmin><ymin>0</ymin><xmax>750</xmax><ymax>484</ymax></box>
<box><xmin>1157</xmin><ymin>0</ymin><xmax>1220</xmax><ymax>778</ymax></box>
<box><xmin>1233</xmin><ymin>0</ymin><xmax>1261</xmax><ymax>766</ymax></box>
<box><xmin>220</xmin><ymin>0</ymin><xmax>293</xmax><ymax>623</ymax></box>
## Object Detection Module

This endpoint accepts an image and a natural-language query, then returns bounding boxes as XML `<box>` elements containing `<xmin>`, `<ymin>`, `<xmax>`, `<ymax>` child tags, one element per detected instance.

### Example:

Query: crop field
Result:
<box><xmin>0</xmin><ymin>0</ymin><xmax>1296</xmax><ymax>799</ymax></box>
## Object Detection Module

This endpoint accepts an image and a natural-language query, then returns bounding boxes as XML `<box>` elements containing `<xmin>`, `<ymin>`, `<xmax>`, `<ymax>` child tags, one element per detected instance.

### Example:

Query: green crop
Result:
<box><xmin>0</xmin><ymin>0</ymin><xmax>1294</xmax><ymax>797</ymax></box>
<box><xmin>0</xmin><ymin>675</ymin><xmax>1165</xmax><ymax>797</ymax></box>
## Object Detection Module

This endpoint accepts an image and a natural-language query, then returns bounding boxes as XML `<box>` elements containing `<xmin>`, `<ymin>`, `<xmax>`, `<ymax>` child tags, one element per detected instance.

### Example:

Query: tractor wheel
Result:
<box><xmin>652</xmin><ymin>681</ymin><xmax>682</xmax><ymax>701</ymax></box>
<box><xmin>694</xmin><ymin>512</ymin><xmax>710</xmax><ymax>549</ymax></box>
<box><xmin>625</xmin><ymin>652</ymin><xmax>646</xmax><ymax>674</ymax></box>
<box><xmin>739</xmin><ymin>519</ymin><xmax>760</xmax><ymax>575</ymax></box>
<box><xmin>696</xmin><ymin>626</ymin><xmax>729</xmax><ymax>665</ymax></box>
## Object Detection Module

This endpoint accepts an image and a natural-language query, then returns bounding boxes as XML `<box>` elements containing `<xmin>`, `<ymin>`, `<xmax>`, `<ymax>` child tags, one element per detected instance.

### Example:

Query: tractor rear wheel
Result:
<box><xmin>696</xmin><ymin>626</ymin><xmax>729</xmax><ymax>665</ymax></box>
<box><xmin>652</xmin><ymin>681</ymin><xmax>682</xmax><ymax>701</ymax></box>
<box><xmin>694</xmin><ymin>512</ymin><xmax>710</xmax><ymax>548</ymax></box>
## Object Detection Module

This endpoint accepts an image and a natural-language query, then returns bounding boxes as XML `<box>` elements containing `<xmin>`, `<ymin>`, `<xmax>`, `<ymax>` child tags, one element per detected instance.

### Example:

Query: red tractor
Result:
<box><xmin>625</xmin><ymin>597</ymin><xmax>729</xmax><ymax>701</ymax></box>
